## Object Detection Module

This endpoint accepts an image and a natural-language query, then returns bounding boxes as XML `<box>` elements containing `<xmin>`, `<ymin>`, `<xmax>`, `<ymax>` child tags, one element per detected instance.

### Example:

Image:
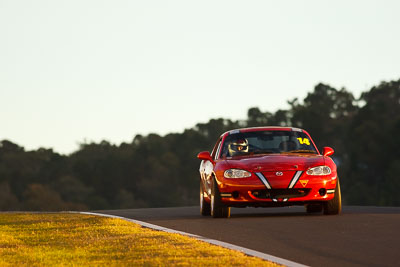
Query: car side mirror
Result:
<box><xmin>322</xmin><ymin>147</ymin><xmax>334</xmax><ymax>157</ymax></box>
<box><xmin>197</xmin><ymin>151</ymin><xmax>214</xmax><ymax>163</ymax></box>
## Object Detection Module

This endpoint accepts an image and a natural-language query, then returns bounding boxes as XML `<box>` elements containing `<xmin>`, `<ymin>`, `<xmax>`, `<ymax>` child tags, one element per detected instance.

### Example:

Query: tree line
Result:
<box><xmin>1</xmin><ymin>79</ymin><xmax>399</xmax><ymax>211</ymax></box>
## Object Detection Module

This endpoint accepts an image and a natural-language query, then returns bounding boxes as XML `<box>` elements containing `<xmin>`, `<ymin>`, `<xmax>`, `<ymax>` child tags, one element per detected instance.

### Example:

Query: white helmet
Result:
<box><xmin>228</xmin><ymin>138</ymin><xmax>249</xmax><ymax>156</ymax></box>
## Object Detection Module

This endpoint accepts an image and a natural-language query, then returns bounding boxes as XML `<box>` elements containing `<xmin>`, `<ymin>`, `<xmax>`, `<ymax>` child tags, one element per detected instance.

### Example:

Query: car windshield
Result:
<box><xmin>220</xmin><ymin>130</ymin><xmax>318</xmax><ymax>158</ymax></box>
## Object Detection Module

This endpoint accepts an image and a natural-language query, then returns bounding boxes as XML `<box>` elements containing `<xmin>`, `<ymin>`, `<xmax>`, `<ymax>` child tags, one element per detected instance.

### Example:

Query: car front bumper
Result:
<box><xmin>214</xmin><ymin>172</ymin><xmax>337</xmax><ymax>206</ymax></box>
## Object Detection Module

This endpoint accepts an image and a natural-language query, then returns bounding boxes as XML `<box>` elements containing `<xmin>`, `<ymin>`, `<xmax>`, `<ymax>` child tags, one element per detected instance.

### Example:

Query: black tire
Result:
<box><xmin>210</xmin><ymin>177</ymin><xmax>230</xmax><ymax>218</ymax></box>
<box><xmin>200</xmin><ymin>180</ymin><xmax>211</xmax><ymax>216</ymax></box>
<box><xmin>306</xmin><ymin>203</ymin><xmax>323</xmax><ymax>213</ymax></box>
<box><xmin>323</xmin><ymin>178</ymin><xmax>342</xmax><ymax>215</ymax></box>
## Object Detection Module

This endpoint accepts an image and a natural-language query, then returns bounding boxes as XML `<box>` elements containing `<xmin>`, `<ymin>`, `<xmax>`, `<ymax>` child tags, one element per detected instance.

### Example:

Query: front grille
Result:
<box><xmin>251</xmin><ymin>188</ymin><xmax>310</xmax><ymax>199</ymax></box>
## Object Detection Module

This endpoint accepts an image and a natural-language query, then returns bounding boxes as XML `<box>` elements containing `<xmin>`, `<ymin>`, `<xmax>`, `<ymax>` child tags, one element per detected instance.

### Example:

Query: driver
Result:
<box><xmin>228</xmin><ymin>138</ymin><xmax>249</xmax><ymax>156</ymax></box>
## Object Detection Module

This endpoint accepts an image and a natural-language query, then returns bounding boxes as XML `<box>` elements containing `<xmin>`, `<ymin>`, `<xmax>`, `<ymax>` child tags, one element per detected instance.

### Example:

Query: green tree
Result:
<box><xmin>346</xmin><ymin>80</ymin><xmax>400</xmax><ymax>205</ymax></box>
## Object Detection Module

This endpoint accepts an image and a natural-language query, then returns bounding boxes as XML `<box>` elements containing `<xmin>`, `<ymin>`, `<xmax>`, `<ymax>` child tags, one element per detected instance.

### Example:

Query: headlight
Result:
<box><xmin>306</xmin><ymin>166</ymin><xmax>331</xmax><ymax>175</ymax></box>
<box><xmin>224</xmin><ymin>169</ymin><xmax>252</xmax><ymax>178</ymax></box>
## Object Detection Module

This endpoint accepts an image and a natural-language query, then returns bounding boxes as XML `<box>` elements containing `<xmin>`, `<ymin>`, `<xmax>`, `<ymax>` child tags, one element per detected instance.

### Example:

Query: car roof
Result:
<box><xmin>221</xmin><ymin>126</ymin><xmax>307</xmax><ymax>138</ymax></box>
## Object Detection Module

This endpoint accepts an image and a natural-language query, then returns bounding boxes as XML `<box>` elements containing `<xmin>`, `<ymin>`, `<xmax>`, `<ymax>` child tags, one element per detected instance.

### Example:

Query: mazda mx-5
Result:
<box><xmin>197</xmin><ymin>127</ymin><xmax>341</xmax><ymax>218</ymax></box>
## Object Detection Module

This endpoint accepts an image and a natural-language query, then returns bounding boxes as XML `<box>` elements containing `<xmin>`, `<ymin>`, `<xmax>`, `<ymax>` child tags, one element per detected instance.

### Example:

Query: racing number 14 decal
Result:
<box><xmin>297</xmin><ymin>138</ymin><xmax>310</xmax><ymax>145</ymax></box>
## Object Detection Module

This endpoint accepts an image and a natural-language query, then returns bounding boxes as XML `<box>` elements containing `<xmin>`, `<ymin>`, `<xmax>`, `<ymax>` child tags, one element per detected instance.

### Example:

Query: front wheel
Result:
<box><xmin>200</xmin><ymin>180</ymin><xmax>211</xmax><ymax>216</ymax></box>
<box><xmin>211</xmin><ymin>178</ymin><xmax>230</xmax><ymax>218</ymax></box>
<box><xmin>323</xmin><ymin>178</ymin><xmax>342</xmax><ymax>215</ymax></box>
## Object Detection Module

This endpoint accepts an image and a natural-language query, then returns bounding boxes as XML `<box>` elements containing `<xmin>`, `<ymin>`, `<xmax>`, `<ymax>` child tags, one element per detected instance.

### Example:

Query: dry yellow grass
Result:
<box><xmin>0</xmin><ymin>213</ymin><xmax>280</xmax><ymax>266</ymax></box>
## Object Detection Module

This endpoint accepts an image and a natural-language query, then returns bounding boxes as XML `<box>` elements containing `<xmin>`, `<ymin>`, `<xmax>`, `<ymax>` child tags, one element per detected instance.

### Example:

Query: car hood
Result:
<box><xmin>224</xmin><ymin>153</ymin><xmax>324</xmax><ymax>172</ymax></box>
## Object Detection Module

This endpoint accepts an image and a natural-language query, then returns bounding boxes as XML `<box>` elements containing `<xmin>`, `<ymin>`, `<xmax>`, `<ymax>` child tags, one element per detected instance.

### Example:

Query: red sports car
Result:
<box><xmin>197</xmin><ymin>126</ymin><xmax>341</xmax><ymax>218</ymax></box>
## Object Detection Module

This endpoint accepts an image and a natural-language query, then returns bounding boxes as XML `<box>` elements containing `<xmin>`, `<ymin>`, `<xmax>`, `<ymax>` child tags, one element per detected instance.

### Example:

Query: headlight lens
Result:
<box><xmin>224</xmin><ymin>169</ymin><xmax>252</xmax><ymax>178</ymax></box>
<box><xmin>306</xmin><ymin>166</ymin><xmax>332</xmax><ymax>176</ymax></box>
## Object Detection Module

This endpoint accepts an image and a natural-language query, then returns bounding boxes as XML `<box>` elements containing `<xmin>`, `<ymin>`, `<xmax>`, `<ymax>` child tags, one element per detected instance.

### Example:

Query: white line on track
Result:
<box><xmin>78</xmin><ymin>211</ymin><xmax>308</xmax><ymax>267</ymax></box>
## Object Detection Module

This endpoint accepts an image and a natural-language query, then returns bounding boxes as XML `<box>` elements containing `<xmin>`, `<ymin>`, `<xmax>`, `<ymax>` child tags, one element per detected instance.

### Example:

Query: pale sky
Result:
<box><xmin>1</xmin><ymin>0</ymin><xmax>399</xmax><ymax>154</ymax></box>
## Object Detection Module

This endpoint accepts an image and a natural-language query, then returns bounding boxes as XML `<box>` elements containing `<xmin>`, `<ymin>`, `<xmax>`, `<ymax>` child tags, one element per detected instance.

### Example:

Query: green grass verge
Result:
<box><xmin>0</xmin><ymin>213</ymin><xmax>280</xmax><ymax>266</ymax></box>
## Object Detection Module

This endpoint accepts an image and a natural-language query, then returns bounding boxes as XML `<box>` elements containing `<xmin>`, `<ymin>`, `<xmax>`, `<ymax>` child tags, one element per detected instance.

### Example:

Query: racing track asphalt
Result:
<box><xmin>98</xmin><ymin>206</ymin><xmax>400</xmax><ymax>267</ymax></box>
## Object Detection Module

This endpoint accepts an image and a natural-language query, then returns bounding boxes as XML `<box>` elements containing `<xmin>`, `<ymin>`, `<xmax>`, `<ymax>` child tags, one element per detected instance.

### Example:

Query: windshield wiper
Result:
<box><xmin>286</xmin><ymin>150</ymin><xmax>317</xmax><ymax>154</ymax></box>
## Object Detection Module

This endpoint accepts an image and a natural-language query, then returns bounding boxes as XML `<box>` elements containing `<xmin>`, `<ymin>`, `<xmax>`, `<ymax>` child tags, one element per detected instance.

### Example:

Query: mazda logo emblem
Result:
<box><xmin>276</xmin><ymin>172</ymin><xmax>283</xmax><ymax>176</ymax></box>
